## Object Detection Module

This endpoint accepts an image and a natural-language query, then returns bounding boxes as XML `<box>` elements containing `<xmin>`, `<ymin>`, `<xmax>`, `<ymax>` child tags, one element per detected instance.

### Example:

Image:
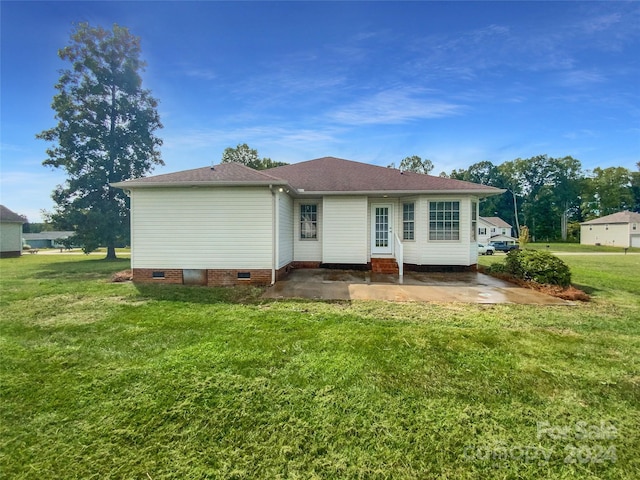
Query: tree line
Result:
<box><xmin>443</xmin><ymin>156</ymin><xmax>640</xmax><ymax>242</ymax></box>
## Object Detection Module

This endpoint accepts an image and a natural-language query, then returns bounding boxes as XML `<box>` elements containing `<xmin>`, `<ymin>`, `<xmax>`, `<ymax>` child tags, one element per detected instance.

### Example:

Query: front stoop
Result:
<box><xmin>371</xmin><ymin>257</ymin><xmax>399</xmax><ymax>274</ymax></box>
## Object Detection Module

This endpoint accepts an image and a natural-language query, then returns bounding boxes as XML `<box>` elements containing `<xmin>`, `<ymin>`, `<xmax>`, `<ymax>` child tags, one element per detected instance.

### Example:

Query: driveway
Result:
<box><xmin>263</xmin><ymin>269</ymin><xmax>572</xmax><ymax>305</ymax></box>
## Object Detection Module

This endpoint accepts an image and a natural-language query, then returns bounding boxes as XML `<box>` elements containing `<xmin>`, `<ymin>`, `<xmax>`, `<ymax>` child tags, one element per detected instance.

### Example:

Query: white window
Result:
<box><xmin>300</xmin><ymin>204</ymin><xmax>317</xmax><ymax>239</ymax></box>
<box><xmin>479</xmin><ymin>227</ymin><xmax>487</xmax><ymax>235</ymax></box>
<box><xmin>403</xmin><ymin>203</ymin><xmax>415</xmax><ymax>240</ymax></box>
<box><xmin>471</xmin><ymin>202</ymin><xmax>477</xmax><ymax>241</ymax></box>
<box><xmin>429</xmin><ymin>201</ymin><xmax>460</xmax><ymax>241</ymax></box>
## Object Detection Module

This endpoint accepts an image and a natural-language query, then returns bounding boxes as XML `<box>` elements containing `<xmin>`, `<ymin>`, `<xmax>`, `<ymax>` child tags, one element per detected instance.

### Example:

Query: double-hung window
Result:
<box><xmin>429</xmin><ymin>201</ymin><xmax>460</xmax><ymax>240</ymax></box>
<box><xmin>403</xmin><ymin>203</ymin><xmax>415</xmax><ymax>240</ymax></box>
<box><xmin>471</xmin><ymin>202</ymin><xmax>477</xmax><ymax>241</ymax></box>
<box><xmin>300</xmin><ymin>204</ymin><xmax>317</xmax><ymax>240</ymax></box>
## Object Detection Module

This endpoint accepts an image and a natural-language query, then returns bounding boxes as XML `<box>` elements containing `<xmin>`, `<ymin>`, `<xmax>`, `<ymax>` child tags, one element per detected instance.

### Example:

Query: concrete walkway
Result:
<box><xmin>263</xmin><ymin>269</ymin><xmax>572</xmax><ymax>305</ymax></box>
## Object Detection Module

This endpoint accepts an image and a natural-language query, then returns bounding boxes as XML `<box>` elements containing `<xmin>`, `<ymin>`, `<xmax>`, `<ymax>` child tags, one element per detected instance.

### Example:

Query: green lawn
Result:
<box><xmin>1</xmin><ymin>254</ymin><xmax>638</xmax><ymax>479</ymax></box>
<box><xmin>525</xmin><ymin>242</ymin><xmax>640</xmax><ymax>254</ymax></box>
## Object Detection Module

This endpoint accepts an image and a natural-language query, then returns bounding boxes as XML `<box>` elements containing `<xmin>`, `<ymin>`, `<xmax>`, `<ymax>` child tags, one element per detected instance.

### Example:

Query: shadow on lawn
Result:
<box><xmin>134</xmin><ymin>283</ymin><xmax>265</xmax><ymax>305</ymax></box>
<box><xmin>33</xmin><ymin>258</ymin><xmax>130</xmax><ymax>279</ymax></box>
<box><xmin>572</xmin><ymin>283</ymin><xmax>602</xmax><ymax>296</ymax></box>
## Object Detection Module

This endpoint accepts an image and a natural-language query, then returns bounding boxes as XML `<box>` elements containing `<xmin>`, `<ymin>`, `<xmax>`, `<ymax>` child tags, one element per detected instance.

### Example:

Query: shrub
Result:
<box><xmin>487</xmin><ymin>262</ymin><xmax>507</xmax><ymax>274</ymax></box>
<box><xmin>504</xmin><ymin>249</ymin><xmax>571</xmax><ymax>287</ymax></box>
<box><xmin>22</xmin><ymin>244</ymin><xmax>31</xmax><ymax>250</ymax></box>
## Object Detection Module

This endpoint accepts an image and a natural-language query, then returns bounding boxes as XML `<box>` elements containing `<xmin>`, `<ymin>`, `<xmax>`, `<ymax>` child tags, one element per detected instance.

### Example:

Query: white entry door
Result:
<box><xmin>371</xmin><ymin>204</ymin><xmax>393</xmax><ymax>254</ymax></box>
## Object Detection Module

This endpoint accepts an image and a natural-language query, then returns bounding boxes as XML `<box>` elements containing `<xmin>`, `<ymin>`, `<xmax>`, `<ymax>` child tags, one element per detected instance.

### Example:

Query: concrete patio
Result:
<box><xmin>263</xmin><ymin>269</ymin><xmax>572</xmax><ymax>304</ymax></box>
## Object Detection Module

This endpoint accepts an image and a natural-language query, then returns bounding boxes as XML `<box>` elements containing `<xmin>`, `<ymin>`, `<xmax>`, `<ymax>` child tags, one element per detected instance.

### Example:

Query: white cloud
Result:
<box><xmin>328</xmin><ymin>88</ymin><xmax>464</xmax><ymax>125</ymax></box>
<box><xmin>183</xmin><ymin>68</ymin><xmax>217</xmax><ymax>80</ymax></box>
<box><xmin>563</xmin><ymin>129</ymin><xmax>599</xmax><ymax>140</ymax></box>
<box><xmin>557</xmin><ymin>70</ymin><xmax>606</xmax><ymax>88</ymax></box>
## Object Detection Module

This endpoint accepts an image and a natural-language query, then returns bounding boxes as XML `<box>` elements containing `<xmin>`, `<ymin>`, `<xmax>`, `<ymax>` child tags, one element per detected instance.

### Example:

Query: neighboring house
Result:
<box><xmin>580</xmin><ymin>211</ymin><xmax>640</xmax><ymax>248</ymax></box>
<box><xmin>0</xmin><ymin>205</ymin><xmax>25</xmax><ymax>258</ymax></box>
<box><xmin>23</xmin><ymin>231</ymin><xmax>75</xmax><ymax>249</ymax></box>
<box><xmin>112</xmin><ymin>157</ymin><xmax>504</xmax><ymax>286</ymax></box>
<box><xmin>477</xmin><ymin>216</ymin><xmax>517</xmax><ymax>244</ymax></box>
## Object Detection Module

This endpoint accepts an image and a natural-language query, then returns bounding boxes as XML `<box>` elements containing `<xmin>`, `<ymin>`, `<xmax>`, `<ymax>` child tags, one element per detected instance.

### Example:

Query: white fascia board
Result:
<box><xmin>295</xmin><ymin>189</ymin><xmax>506</xmax><ymax>197</ymax></box>
<box><xmin>110</xmin><ymin>180</ymin><xmax>292</xmax><ymax>189</ymax></box>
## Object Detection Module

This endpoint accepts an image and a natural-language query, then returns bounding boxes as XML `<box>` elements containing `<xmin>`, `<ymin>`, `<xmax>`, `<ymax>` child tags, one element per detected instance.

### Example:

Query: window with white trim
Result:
<box><xmin>429</xmin><ymin>201</ymin><xmax>460</xmax><ymax>240</ymax></box>
<box><xmin>478</xmin><ymin>227</ymin><xmax>487</xmax><ymax>235</ymax></box>
<box><xmin>471</xmin><ymin>201</ymin><xmax>477</xmax><ymax>241</ymax></box>
<box><xmin>403</xmin><ymin>203</ymin><xmax>415</xmax><ymax>240</ymax></box>
<box><xmin>300</xmin><ymin>204</ymin><xmax>317</xmax><ymax>239</ymax></box>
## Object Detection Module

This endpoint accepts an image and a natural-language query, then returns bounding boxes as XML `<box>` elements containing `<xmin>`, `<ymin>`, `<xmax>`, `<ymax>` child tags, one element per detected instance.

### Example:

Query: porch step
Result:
<box><xmin>371</xmin><ymin>258</ymin><xmax>399</xmax><ymax>274</ymax></box>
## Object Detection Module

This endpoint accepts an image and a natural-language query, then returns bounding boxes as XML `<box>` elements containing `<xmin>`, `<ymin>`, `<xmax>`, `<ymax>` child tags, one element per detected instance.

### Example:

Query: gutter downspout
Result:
<box><xmin>270</xmin><ymin>185</ymin><xmax>277</xmax><ymax>285</ymax></box>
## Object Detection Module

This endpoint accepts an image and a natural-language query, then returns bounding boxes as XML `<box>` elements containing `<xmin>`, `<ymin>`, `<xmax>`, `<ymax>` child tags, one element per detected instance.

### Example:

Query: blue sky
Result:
<box><xmin>1</xmin><ymin>1</ymin><xmax>639</xmax><ymax>222</ymax></box>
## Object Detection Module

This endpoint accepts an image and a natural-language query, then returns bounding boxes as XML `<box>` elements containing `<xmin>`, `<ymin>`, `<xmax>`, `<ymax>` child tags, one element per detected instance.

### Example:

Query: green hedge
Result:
<box><xmin>504</xmin><ymin>249</ymin><xmax>572</xmax><ymax>287</ymax></box>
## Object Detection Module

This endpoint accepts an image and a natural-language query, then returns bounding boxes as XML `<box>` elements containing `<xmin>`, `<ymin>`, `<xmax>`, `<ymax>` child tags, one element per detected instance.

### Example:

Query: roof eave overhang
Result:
<box><xmin>110</xmin><ymin>180</ymin><xmax>290</xmax><ymax>189</ymax></box>
<box><xmin>580</xmin><ymin>221</ymin><xmax>628</xmax><ymax>226</ymax></box>
<box><xmin>294</xmin><ymin>188</ymin><xmax>506</xmax><ymax>197</ymax></box>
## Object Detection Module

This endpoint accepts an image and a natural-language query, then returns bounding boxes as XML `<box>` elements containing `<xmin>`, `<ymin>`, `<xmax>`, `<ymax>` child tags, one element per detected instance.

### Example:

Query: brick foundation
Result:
<box><xmin>133</xmin><ymin>268</ymin><xmax>183</xmax><ymax>284</ymax></box>
<box><xmin>0</xmin><ymin>250</ymin><xmax>21</xmax><ymax>258</ymax></box>
<box><xmin>276</xmin><ymin>264</ymin><xmax>293</xmax><ymax>281</ymax></box>
<box><xmin>404</xmin><ymin>263</ymin><xmax>476</xmax><ymax>273</ymax></box>
<box><xmin>207</xmin><ymin>269</ymin><xmax>272</xmax><ymax>286</ymax></box>
<box><xmin>133</xmin><ymin>267</ymin><xmax>282</xmax><ymax>287</ymax></box>
<box><xmin>291</xmin><ymin>261</ymin><xmax>322</xmax><ymax>269</ymax></box>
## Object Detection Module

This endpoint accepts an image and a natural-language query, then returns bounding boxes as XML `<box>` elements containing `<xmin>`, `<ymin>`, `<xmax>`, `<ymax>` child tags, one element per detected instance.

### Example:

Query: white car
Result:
<box><xmin>478</xmin><ymin>243</ymin><xmax>495</xmax><ymax>255</ymax></box>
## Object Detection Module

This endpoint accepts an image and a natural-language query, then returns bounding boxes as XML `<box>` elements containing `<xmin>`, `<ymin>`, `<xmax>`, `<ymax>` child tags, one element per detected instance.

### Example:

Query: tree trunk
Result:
<box><xmin>106</xmin><ymin>245</ymin><xmax>117</xmax><ymax>260</ymax></box>
<box><xmin>561</xmin><ymin>201</ymin><xmax>568</xmax><ymax>241</ymax></box>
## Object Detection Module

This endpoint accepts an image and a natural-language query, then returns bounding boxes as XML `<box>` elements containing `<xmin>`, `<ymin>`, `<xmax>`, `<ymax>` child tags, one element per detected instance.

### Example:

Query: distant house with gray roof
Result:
<box><xmin>112</xmin><ymin>157</ymin><xmax>505</xmax><ymax>286</ymax></box>
<box><xmin>23</xmin><ymin>231</ymin><xmax>75</xmax><ymax>249</ymax></box>
<box><xmin>580</xmin><ymin>211</ymin><xmax>640</xmax><ymax>248</ymax></box>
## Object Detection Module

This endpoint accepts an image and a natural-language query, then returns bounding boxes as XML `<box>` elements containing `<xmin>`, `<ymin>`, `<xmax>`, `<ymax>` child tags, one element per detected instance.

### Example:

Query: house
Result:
<box><xmin>0</xmin><ymin>205</ymin><xmax>25</xmax><ymax>258</ymax></box>
<box><xmin>112</xmin><ymin>157</ymin><xmax>504</xmax><ymax>286</ymax></box>
<box><xmin>23</xmin><ymin>231</ymin><xmax>75</xmax><ymax>249</ymax></box>
<box><xmin>580</xmin><ymin>211</ymin><xmax>640</xmax><ymax>248</ymax></box>
<box><xmin>477</xmin><ymin>216</ymin><xmax>518</xmax><ymax>245</ymax></box>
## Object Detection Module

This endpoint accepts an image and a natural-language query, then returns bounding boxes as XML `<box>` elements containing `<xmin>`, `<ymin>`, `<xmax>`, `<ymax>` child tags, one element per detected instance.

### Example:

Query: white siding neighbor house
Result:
<box><xmin>112</xmin><ymin>157</ymin><xmax>504</xmax><ymax>286</ymax></box>
<box><xmin>0</xmin><ymin>205</ymin><xmax>25</xmax><ymax>258</ymax></box>
<box><xmin>580</xmin><ymin>211</ymin><xmax>640</xmax><ymax>248</ymax></box>
<box><xmin>477</xmin><ymin>216</ymin><xmax>517</xmax><ymax>245</ymax></box>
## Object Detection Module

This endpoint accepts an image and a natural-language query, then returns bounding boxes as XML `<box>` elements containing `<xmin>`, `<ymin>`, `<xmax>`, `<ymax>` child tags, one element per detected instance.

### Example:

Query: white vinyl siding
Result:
<box><xmin>277</xmin><ymin>192</ymin><xmax>293</xmax><ymax>268</ymax></box>
<box><xmin>580</xmin><ymin>223</ymin><xmax>633</xmax><ymax>248</ymax></box>
<box><xmin>403</xmin><ymin>196</ymin><xmax>474</xmax><ymax>266</ymax></box>
<box><xmin>130</xmin><ymin>187</ymin><xmax>273</xmax><ymax>269</ymax></box>
<box><xmin>323</xmin><ymin>196</ymin><xmax>367</xmax><ymax>263</ymax></box>
<box><xmin>0</xmin><ymin>222</ymin><xmax>22</xmax><ymax>253</ymax></box>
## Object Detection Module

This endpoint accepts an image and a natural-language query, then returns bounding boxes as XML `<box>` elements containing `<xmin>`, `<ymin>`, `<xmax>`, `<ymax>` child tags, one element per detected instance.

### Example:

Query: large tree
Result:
<box><xmin>37</xmin><ymin>23</ymin><xmax>163</xmax><ymax>259</ymax></box>
<box><xmin>581</xmin><ymin>167</ymin><xmax>634</xmax><ymax>218</ymax></box>
<box><xmin>388</xmin><ymin>155</ymin><xmax>434</xmax><ymax>174</ymax></box>
<box><xmin>221</xmin><ymin>143</ymin><xmax>287</xmax><ymax>170</ymax></box>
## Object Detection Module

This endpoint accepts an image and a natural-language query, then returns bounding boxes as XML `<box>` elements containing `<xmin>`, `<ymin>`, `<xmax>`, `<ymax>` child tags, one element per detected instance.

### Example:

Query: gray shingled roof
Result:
<box><xmin>112</xmin><ymin>157</ymin><xmax>504</xmax><ymax>196</ymax></box>
<box><xmin>480</xmin><ymin>216</ymin><xmax>512</xmax><ymax>228</ymax></box>
<box><xmin>111</xmin><ymin>162</ymin><xmax>286</xmax><ymax>188</ymax></box>
<box><xmin>23</xmin><ymin>231</ymin><xmax>74</xmax><ymax>241</ymax></box>
<box><xmin>265</xmin><ymin>157</ymin><xmax>502</xmax><ymax>194</ymax></box>
<box><xmin>0</xmin><ymin>205</ymin><xmax>25</xmax><ymax>223</ymax></box>
<box><xmin>581</xmin><ymin>211</ymin><xmax>640</xmax><ymax>225</ymax></box>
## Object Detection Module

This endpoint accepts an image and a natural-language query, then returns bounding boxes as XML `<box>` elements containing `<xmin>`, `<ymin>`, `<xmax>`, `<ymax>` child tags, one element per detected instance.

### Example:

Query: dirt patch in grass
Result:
<box><xmin>478</xmin><ymin>266</ymin><xmax>590</xmax><ymax>302</ymax></box>
<box><xmin>111</xmin><ymin>269</ymin><xmax>133</xmax><ymax>283</ymax></box>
